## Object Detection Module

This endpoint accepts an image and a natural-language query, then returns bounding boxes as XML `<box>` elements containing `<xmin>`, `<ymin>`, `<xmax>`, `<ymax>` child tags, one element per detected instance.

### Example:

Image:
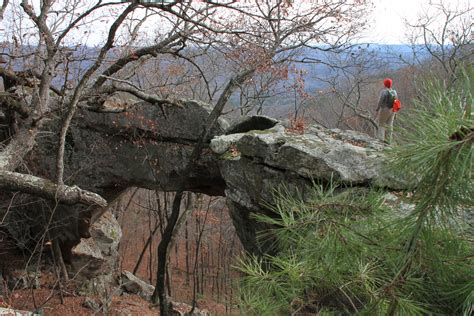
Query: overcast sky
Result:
<box><xmin>362</xmin><ymin>0</ymin><xmax>472</xmax><ymax>44</ymax></box>
<box><xmin>0</xmin><ymin>0</ymin><xmax>471</xmax><ymax>45</ymax></box>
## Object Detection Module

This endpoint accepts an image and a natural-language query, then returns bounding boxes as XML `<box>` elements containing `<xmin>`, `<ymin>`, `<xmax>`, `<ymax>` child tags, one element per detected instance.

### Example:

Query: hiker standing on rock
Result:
<box><xmin>375</xmin><ymin>78</ymin><xmax>399</xmax><ymax>144</ymax></box>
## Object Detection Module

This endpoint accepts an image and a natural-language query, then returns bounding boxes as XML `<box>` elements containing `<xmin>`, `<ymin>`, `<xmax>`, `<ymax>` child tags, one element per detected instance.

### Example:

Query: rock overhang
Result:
<box><xmin>210</xmin><ymin>118</ymin><xmax>407</xmax><ymax>254</ymax></box>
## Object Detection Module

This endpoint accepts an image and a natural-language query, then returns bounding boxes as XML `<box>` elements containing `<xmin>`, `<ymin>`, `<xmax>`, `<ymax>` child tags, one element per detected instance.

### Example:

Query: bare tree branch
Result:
<box><xmin>0</xmin><ymin>170</ymin><xmax>107</xmax><ymax>207</ymax></box>
<box><xmin>0</xmin><ymin>128</ymin><xmax>39</xmax><ymax>171</ymax></box>
<box><xmin>55</xmin><ymin>3</ymin><xmax>138</xmax><ymax>186</ymax></box>
<box><xmin>92</xmin><ymin>32</ymin><xmax>185</xmax><ymax>89</ymax></box>
<box><xmin>0</xmin><ymin>68</ymin><xmax>62</xmax><ymax>96</ymax></box>
<box><xmin>0</xmin><ymin>92</ymin><xmax>29</xmax><ymax>118</ymax></box>
<box><xmin>0</xmin><ymin>0</ymin><xmax>9</xmax><ymax>19</ymax></box>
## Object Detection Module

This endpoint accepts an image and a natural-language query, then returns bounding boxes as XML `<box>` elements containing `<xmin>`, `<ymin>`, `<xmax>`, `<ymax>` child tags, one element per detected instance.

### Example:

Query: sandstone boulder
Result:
<box><xmin>211</xmin><ymin>120</ymin><xmax>406</xmax><ymax>253</ymax></box>
<box><xmin>121</xmin><ymin>270</ymin><xmax>155</xmax><ymax>300</ymax></box>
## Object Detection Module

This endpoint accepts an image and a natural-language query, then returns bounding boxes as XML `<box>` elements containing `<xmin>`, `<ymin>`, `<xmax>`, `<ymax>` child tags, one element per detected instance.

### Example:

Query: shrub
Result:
<box><xmin>236</xmin><ymin>69</ymin><xmax>473</xmax><ymax>315</ymax></box>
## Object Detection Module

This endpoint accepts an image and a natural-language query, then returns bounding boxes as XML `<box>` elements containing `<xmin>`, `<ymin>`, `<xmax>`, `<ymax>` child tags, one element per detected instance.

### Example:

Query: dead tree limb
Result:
<box><xmin>0</xmin><ymin>92</ymin><xmax>29</xmax><ymax>118</ymax></box>
<box><xmin>0</xmin><ymin>170</ymin><xmax>107</xmax><ymax>207</ymax></box>
<box><xmin>0</xmin><ymin>128</ymin><xmax>39</xmax><ymax>171</ymax></box>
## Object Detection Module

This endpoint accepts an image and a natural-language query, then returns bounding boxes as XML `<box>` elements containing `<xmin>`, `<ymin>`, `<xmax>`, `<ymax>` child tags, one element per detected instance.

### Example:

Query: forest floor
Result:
<box><xmin>3</xmin><ymin>285</ymin><xmax>226</xmax><ymax>315</ymax></box>
<box><xmin>1</xmin><ymin>193</ymin><xmax>242</xmax><ymax>315</ymax></box>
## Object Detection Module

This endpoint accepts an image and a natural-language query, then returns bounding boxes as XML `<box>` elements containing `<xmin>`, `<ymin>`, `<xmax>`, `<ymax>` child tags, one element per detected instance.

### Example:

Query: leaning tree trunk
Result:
<box><xmin>151</xmin><ymin>68</ymin><xmax>255</xmax><ymax>315</ymax></box>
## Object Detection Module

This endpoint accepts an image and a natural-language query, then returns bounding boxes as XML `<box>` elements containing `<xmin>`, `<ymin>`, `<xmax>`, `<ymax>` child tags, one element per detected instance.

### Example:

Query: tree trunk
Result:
<box><xmin>151</xmin><ymin>190</ymin><xmax>183</xmax><ymax>315</ymax></box>
<box><xmin>52</xmin><ymin>239</ymin><xmax>69</xmax><ymax>282</ymax></box>
<box><xmin>151</xmin><ymin>68</ymin><xmax>255</xmax><ymax>314</ymax></box>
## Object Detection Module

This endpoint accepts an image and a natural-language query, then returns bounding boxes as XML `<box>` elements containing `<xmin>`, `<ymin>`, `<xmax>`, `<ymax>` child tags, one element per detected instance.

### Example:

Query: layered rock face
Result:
<box><xmin>211</xmin><ymin>120</ymin><xmax>403</xmax><ymax>254</ymax></box>
<box><xmin>0</xmin><ymin>100</ymin><xmax>228</xmax><ymax>283</ymax></box>
<box><xmin>2</xmin><ymin>102</ymin><xmax>402</xmax><ymax>281</ymax></box>
<box><xmin>36</xmin><ymin>100</ymin><xmax>228</xmax><ymax>199</ymax></box>
<box><xmin>71</xmin><ymin>210</ymin><xmax>121</xmax><ymax>294</ymax></box>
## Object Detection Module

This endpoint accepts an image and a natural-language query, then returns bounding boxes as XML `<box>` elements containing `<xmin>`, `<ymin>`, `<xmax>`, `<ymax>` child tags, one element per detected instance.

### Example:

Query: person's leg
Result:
<box><xmin>377</xmin><ymin>108</ymin><xmax>391</xmax><ymax>141</ymax></box>
<box><xmin>386</xmin><ymin>112</ymin><xmax>396</xmax><ymax>144</ymax></box>
<box><xmin>377</xmin><ymin>125</ymin><xmax>386</xmax><ymax>140</ymax></box>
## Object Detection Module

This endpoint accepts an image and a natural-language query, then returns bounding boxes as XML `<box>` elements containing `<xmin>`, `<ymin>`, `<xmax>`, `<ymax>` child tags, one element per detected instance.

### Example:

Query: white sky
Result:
<box><xmin>361</xmin><ymin>0</ymin><xmax>472</xmax><ymax>44</ymax></box>
<box><xmin>0</xmin><ymin>0</ymin><xmax>472</xmax><ymax>45</ymax></box>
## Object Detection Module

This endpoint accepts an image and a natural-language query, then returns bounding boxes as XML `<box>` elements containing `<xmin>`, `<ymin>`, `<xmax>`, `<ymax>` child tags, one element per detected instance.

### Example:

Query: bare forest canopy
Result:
<box><xmin>1</xmin><ymin>43</ymin><xmax>432</xmax><ymax>104</ymax></box>
<box><xmin>0</xmin><ymin>0</ymin><xmax>375</xmax><ymax>208</ymax></box>
<box><xmin>0</xmin><ymin>0</ymin><xmax>471</xmax><ymax>314</ymax></box>
<box><xmin>1</xmin><ymin>43</ymin><xmax>431</xmax><ymax>77</ymax></box>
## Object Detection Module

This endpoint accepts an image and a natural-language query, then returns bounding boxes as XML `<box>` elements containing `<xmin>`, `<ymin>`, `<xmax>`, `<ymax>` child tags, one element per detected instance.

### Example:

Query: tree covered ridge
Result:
<box><xmin>236</xmin><ymin>69</ymin><xmax>473</xmax><ymax>315</ymax></box>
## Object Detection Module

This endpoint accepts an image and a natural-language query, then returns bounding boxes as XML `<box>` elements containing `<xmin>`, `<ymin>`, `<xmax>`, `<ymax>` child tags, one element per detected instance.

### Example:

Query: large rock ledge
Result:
<box><xmin>1</xmin><ymin>103</ymin><xmax>407</xmax><ymax>280</ymax></box>
<box><xmin>211</xmin><ymin>121</ymin><xmax>405</xmax><ymax>254</ymax></box>
<box><xmin>0</xmin><ymin>99</ymin><xmax>228</xmax><ymax>284</ymax></box>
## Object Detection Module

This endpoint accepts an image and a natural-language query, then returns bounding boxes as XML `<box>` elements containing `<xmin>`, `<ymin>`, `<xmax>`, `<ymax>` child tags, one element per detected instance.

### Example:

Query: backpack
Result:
<box><xmin>387</xmin><ymin>89</ymin><xmax>401</xmax><ymax>112</ymax></box>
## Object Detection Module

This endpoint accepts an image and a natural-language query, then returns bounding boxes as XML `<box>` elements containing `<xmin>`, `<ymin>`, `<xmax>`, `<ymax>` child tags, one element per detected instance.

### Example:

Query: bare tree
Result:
<box><xmin>307</xmin><ymin>45</ymin><xmax>388</xmax><ymax>133</ymax></box>
<box><xmin>0</xmin><ymin>0</ymin><xmax>371</xmax><ymax>313</ymax></box>
<box><xmin>404</xmin><ymin>0</ymin><xmax>472</xmax><ymax>83</ymax></box>
<box><xmin>144</xmin><ymin>1</ymin><xmax>371</xmax><ymax>313</ymax></box>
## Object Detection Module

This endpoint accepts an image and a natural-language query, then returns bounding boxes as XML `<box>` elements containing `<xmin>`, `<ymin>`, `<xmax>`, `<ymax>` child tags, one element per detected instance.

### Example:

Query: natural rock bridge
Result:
<box><xmin>1</xmin><ymin>101</ymin><xmax>402</xmax><ymax>283</ymax></box>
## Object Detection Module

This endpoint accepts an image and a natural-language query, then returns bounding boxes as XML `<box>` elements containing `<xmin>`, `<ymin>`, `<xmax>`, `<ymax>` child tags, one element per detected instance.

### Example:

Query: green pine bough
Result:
<box><xmin>236</xmin><ymin>69</ymin><xmax>473</xmax><ymax>315</ymax></box>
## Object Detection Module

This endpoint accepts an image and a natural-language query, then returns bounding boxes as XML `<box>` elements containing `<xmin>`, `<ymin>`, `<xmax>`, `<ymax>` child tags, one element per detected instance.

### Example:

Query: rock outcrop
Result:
<box><xmin>211</xmin><ymin>121</ymin><xmax>404</xmax><ymax>253</ymax></box>
<box><xmin>121</xmin><ymin>270</ymin><xmax>155</xmax><ymax>300</ymax></box>
<box><xmin>1</xmin><ymin>101</ymin><xmax>402</xmax><ymax>282</ymax></box>
<box><xmin>72</xmin><ymin>210</ymin><xmax>121</xmax><ymax>294</ymax></box>
<box><xmin>72</xmin><ymin>210</ymin><xmax>121</xmax><ymax>274</ymax></box>
<box><xmin>36</xmin><ymin>99</ymin><xmax>228</xmax><ymax>198</ymax></box>
<box><xmin>1</xmin><ymin>99</ymin><xmax>228</xmax><ymax>276</ymax></box>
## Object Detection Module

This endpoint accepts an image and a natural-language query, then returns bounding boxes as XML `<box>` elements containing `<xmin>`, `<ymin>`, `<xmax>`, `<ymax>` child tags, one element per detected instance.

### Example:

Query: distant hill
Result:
<box><xmin>227</xmin><ymin>44</ymin><xmax>431</xmax><ymax>108</ymax></box>
<box><xmin>1</xmin><ymin>43</ymin><xmax>430</xmax><ymax>110</ymax></box>
<box><xmin>295</xmin><ymin>44</ymin><xmax>431</xmax><ymax>92</ymax></box>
